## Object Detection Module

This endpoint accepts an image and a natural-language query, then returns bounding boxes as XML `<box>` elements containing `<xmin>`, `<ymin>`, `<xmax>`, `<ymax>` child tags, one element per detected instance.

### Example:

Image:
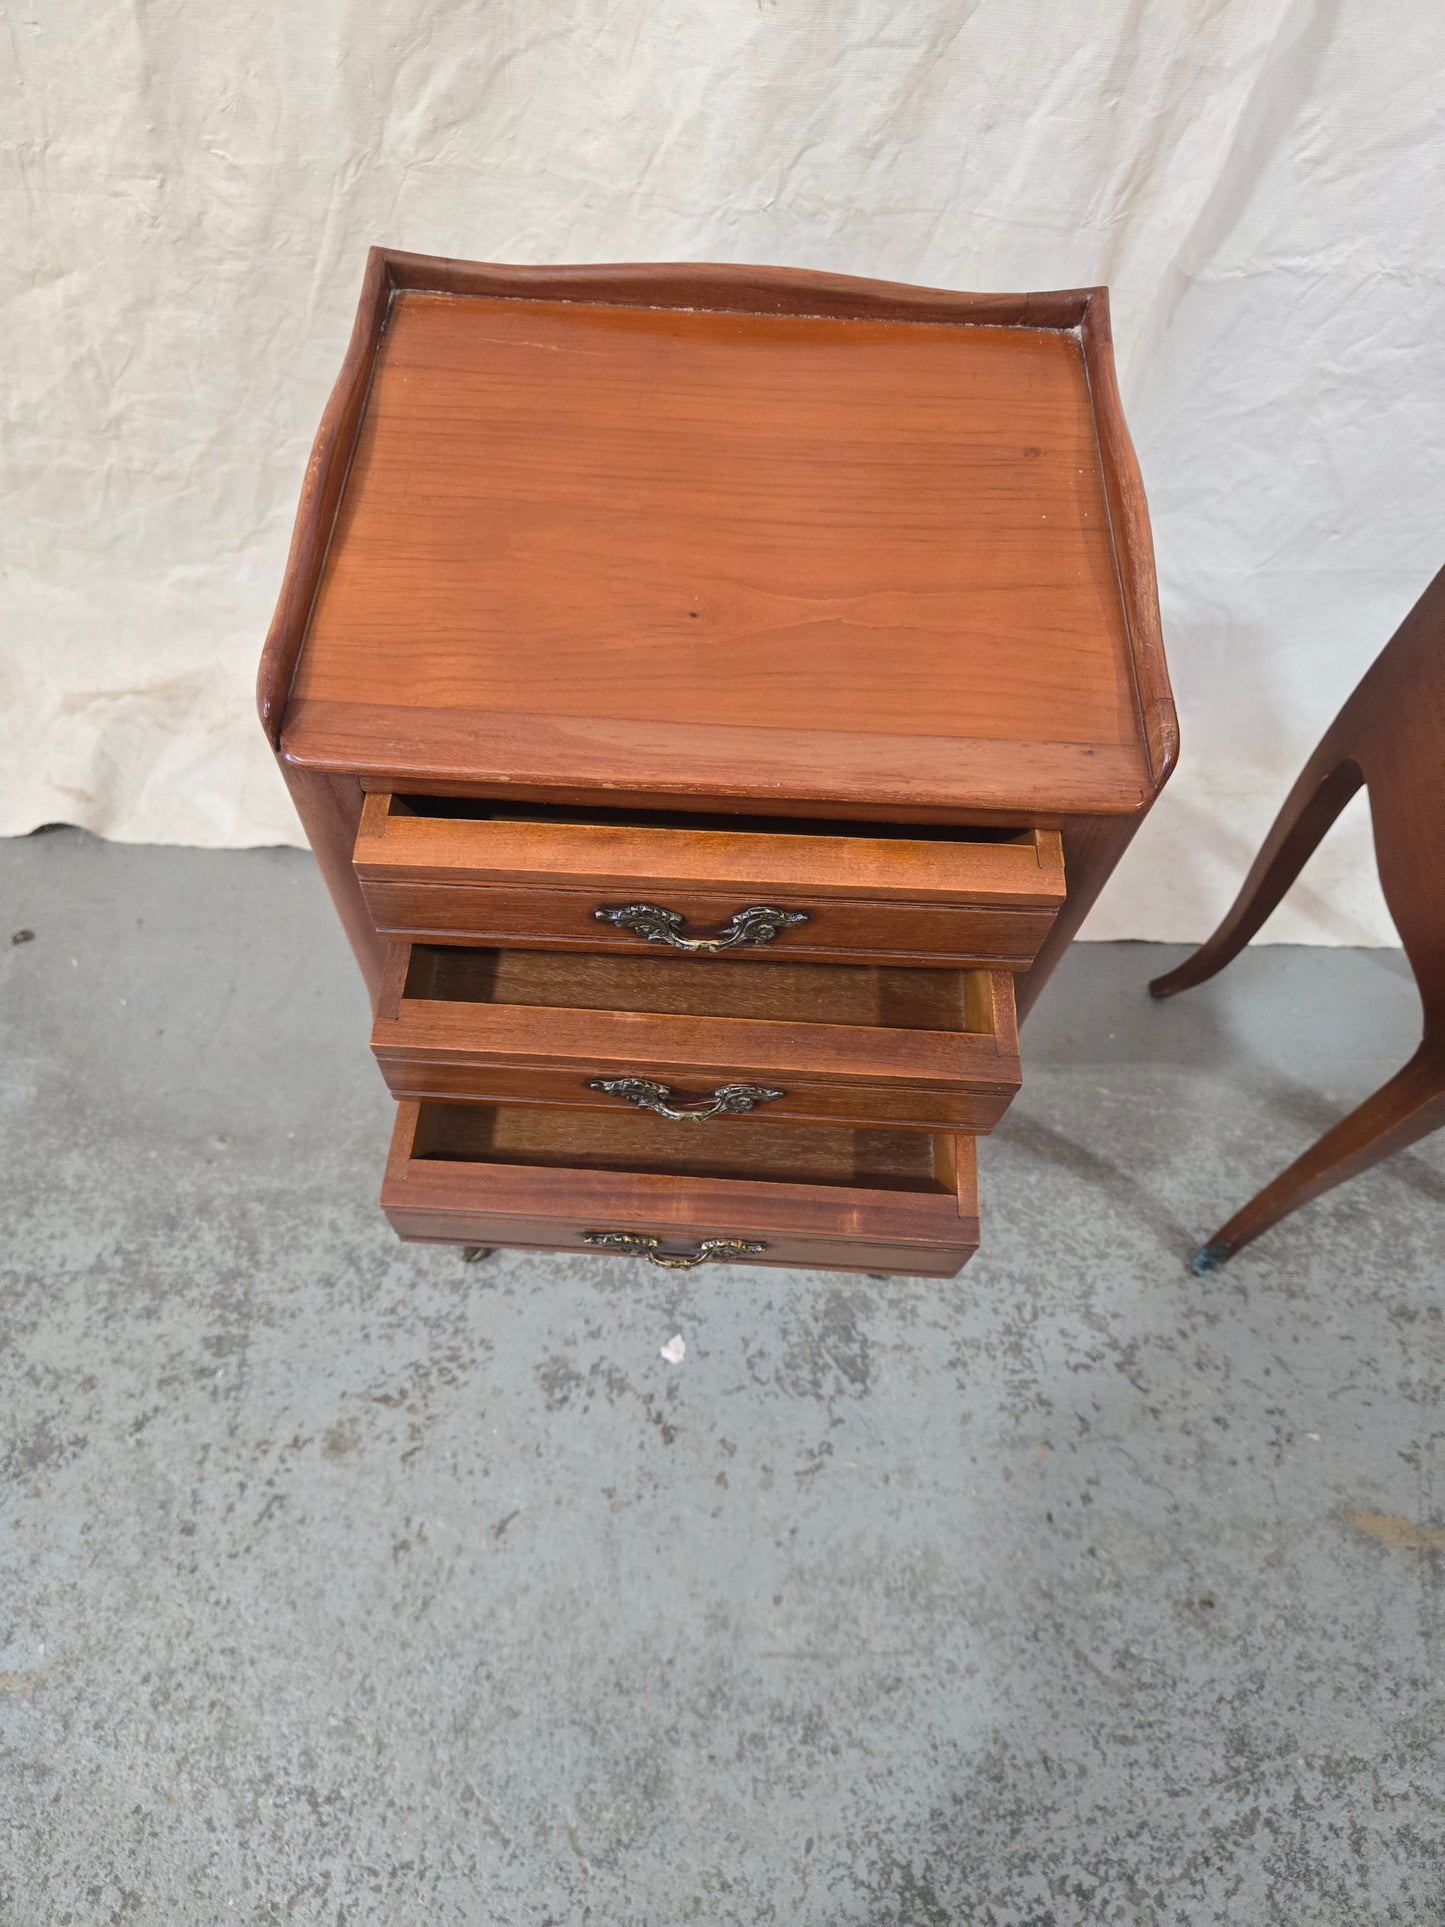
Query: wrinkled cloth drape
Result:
<box><xmin>5</xmin><ymin>0</ymin><xmax>1441</xmax><ymax>940</ymax></box>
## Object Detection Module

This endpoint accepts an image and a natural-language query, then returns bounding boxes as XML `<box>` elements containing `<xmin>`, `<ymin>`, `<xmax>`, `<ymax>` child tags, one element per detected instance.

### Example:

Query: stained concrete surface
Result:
<box><xmin>1</xmin><ymin>827</ymin><xmax>1441</xmax><ymax>1926</ymax></box>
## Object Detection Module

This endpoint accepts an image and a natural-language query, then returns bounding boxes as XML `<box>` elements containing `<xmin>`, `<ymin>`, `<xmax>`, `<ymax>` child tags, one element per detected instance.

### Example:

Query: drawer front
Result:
<box><xmin>374</xmin><ymin>1058</ymin><xmax>1008</xmax><ymax>1131</ymax></box>
<box><xmin>382</xmin><ymin>1101</ymin><xmax>980</xmax><ymax>1278</ymax></box>
<box><xmin>355</xmin><ymin>793</ymin><xmax>1064</xmax><ymax>970</ymax></box>
<box><xmin>360</xmin><ymin>878</ymin><xmax>1057</xmax><ymax>970</ymax></box>
<box><xmin>388</xmin><ymin>1207</ymin><xmax>972</xmax><ymax>1277</ymax></box>
<box><xmin>371</xmin><ymin>945</ymin><xmax>1022</xmax><ymax>1133</ymax></box>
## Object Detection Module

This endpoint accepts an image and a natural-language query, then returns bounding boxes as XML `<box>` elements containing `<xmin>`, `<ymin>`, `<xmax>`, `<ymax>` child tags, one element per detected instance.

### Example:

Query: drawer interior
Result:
<box><xmin>409</xmin><ymin>1100</ymin><xmax>955</xmax><ymax>1192</ymax></box>
<box><xmin>387</xmin><ymin>793</ymin><xmax>1034</xmax><ymax>844</ymax></box>
<box><xmin>401</xmin><ymin>944</ymin><xmax>993</xmax><ymax>1033</ymax></box>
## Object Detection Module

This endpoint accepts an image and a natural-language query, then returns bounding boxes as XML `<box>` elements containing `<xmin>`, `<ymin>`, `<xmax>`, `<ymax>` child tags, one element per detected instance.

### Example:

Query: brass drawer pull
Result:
<box><xmin>593</xmin><ymin>902</ymin><xmax>809</xmax><ymax>952</ymax></box>
<box><xmin>583</xmin><ymin>1231</ymin><xmax>766</xmax><ymax>1270</ymax></box>
<box><xmin>588</xmin><ymin>1076</ymin><xmax>784</xmax><ymax>1122</ymax></box>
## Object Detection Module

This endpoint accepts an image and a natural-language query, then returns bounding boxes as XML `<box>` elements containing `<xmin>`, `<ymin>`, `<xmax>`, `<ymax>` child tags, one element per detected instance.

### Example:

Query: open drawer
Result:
<box><xmin>354</xmin><ymin>793</ymin><xmax>1065</xmax><ymax>970</ymax></box>
<box><xmin>382</xmin><ymin>1099</ymin><xmax>980</xmax><ymax>1277</ymax></box>
<box><xmin>372</xmin><ymin>942</ymin><xmax>1022</xmax><ymax>1131</ymax></box>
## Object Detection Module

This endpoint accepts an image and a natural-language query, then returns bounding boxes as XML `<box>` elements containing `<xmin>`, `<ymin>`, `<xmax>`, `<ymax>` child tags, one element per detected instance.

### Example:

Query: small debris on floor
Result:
<box><xmin>11</xmin><ymin>929</ymin><xmax>34</xmax><ymax>944</ymax></box>
<box><xmin>659</xmin><ymin>1334</ymin><xmax>686</xmax><ymax>1364</ymax></box>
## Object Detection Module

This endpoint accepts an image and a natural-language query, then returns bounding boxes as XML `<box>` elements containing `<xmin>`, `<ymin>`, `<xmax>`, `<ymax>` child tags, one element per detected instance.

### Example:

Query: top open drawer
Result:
<box><xmin>353</xmin><ymin>793</ymin><xmax>1065</xmax><ymax>970</ymax></box>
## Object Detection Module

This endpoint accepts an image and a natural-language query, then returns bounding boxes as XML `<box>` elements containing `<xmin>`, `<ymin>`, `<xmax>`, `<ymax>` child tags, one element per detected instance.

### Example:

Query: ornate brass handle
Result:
<box><xmin>593</xmin><ymin>902</ymin><xmax>809</xmax><ymax>952</ymax></box>
<box><xmin>582</xmin><ymin>1231</ymin><xmax>767</xmax><ymax>1270</ymax></box>
<box><xmin>587</xmin><ymin>1076</ymin><xmax>783</xmax><ymax>1122</ymax></box>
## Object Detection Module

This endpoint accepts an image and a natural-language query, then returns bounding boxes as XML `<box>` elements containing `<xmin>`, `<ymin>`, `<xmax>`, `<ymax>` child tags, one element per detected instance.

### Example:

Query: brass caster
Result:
<box><xmin>462</xmin><ymin>1245</ymin><xmax>494</xmax><ymax>1264</ymax></box>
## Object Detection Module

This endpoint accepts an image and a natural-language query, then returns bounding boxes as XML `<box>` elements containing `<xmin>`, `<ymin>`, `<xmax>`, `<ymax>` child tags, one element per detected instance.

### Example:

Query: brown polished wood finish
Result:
<box><xmin>371</xmin><ymin>944</ymin><xmax>1021</xmax><ymax>1131</ymax></box>
<box><xmin>356</xmin><ymin>795</ymin><xmax>1066</xmax><ymax>907</ymax></box>
<box><xmin>1153</xmin><ymin>562</ymin><xmax>1445</xmax><ymax>1268</ymax></box>
<box><xmin>261</xmin><ymin>251</ymin><xmax>1175</xmax><ymax>1275</ymax></box>
<box><xmin>363</xmin><ymin>877</ymin><xmax>1060</xmax><ymax>972</ymax></box>
<box><xmin>354</xmin><ymin>793</ymin><xmax>1065</xmax><ymax>970</ymax></box>
<box><xmin>382</xmin><ymin>1101</ymin><xmax>980</xmax><ymax>1278</ymax></box>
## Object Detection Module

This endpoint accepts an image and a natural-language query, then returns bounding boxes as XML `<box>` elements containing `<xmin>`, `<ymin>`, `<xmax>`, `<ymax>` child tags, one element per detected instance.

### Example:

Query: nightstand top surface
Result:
<box><xmin>276</xmin><ymin>262</ymin><xmax>1171</xmax><ymax>818</ymax></box>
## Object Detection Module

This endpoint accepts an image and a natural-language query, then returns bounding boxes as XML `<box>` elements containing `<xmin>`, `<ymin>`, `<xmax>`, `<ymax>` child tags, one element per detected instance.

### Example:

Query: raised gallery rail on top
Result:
<box><xmin>256</xmin><ymin>250</ymin><xmax>1168</xmax><ymax>804</ymax></box>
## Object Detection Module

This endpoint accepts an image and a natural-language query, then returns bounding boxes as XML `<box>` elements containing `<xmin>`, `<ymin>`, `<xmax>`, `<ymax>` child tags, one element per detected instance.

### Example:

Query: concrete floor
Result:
<box><xmin>1</xmin><ymin>828</ymin><xmax>1441</xmax><ymax>1926</ymax></box>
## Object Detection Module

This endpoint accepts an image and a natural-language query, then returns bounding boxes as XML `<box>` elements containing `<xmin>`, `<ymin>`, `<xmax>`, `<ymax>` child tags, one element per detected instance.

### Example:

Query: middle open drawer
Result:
<box><xmin>371</xmin><ymin>942</ymin><xmax>1022</xmax><ymax>1132</ymax></box>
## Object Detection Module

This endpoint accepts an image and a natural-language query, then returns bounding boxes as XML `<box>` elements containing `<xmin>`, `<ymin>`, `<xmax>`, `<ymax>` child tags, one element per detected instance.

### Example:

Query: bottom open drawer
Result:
<box><xmin>382</xmin><ymin>1099</ymin><xmax>979</xmax><ymax>1277</ymax></box>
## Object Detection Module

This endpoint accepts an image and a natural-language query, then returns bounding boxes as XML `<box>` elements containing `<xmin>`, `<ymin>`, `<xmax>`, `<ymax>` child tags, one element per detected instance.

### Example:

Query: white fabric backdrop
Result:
<box><xmin>5</xmin><ymin>0</ymin><xmax>1443</xmax><ymax>942</ymax></box>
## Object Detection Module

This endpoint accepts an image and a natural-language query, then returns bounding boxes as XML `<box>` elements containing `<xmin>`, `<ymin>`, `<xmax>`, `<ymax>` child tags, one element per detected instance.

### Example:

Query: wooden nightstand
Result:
<box><xmin>258</xmin><ymin>250</ymin><xmax>1176</xmax><ymax>1278</ymax></box>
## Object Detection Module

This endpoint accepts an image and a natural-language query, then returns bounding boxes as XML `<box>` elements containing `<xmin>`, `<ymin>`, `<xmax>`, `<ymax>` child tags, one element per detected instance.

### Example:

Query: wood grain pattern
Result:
<box><xmin>259</xmin><ymin>252</ymin><xmax>1176</xmax><ymax>1269</ymax></box>
<box><xmin>261</xmin><ymin>255</ymin><xmax>1172</xmax><ymax>1004</ymax></box>
<box><xmin>379</xmin><ymin>250</ymin><xmax>1092</xmax><ymax>328</ymax></box>
<box><xmin>384</xmin><ymin>1206</ymin><xmax>976</xmax><ymax>1277</ymax></box>
<box><xmin>412</xmin><ymin>1100</ymin><xmax>945</xmax><ymax>1186</ymax></box>
<box><xmin>400</xmin><ymin>944</ymin><xmax>989</xmax><ymax>1026</ymax></box>
<box><xmin>360</xmin><ymin>876</ymin><xmax>1060</xmax><ymax>973</ymax></box>
<box><xmin>353</xmin><ymin>791</ymin><xmax>1064</xmax><ymax>972</ymax></box>
<box><xmin>370</xmin><ymin>1059</ymin><xmax>1012</xmax><ymax>1132</ymax></box>
<box><xmin>1013</xmin><ymin>813</ymin><xmax>1142</xmax><ymax>1022</ymax></box>
<box><xmin>382</xmin><ymin>1098</ymin><xmax>980</xmax><ymax>1276</ymax></box>
<box><xmin>1153</xmin><ymin>560</ymin><xmax>1445</xmax><ymax>1264</ymax></box>
<box><xmin>1079</xmin><ymin>290</ymin><xmax>1178</xmax><ymax>792</ymax></box>
<box><xmin>370</xmin><ymin>944</ymin><xmax>1020</xmax><ymax>1130</ymax></box>
<box><xmin>295</xmin><ymin>293</ymin><xmax>1130</xmax><ymax>752</ymax></box>
<box><xmin>287</xmin><ymin>699</ymin><xmax>1154</xmax><ymax>818</ymax></box>
<box><xmin>281</xmin><ymin>764</ymin><xmax>388</xmax><ymax>999</ymax></box>
<box><xmin>271</xmin><ymin>259</ymin><xmax>1166</xmax><ymax>821</ymax></box>
<box><xmin>256</xmin><ymin>250</ymin><xmax>390</xmax><ymax>746</ymax></box>
<box><xmin>355</xmin><ymin>793</ymin><xmax>1065</xmax><ymax>906</ymax></box>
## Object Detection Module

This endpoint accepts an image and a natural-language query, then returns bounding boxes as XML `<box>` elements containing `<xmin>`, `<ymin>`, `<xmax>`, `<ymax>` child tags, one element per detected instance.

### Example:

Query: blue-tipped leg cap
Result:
<box><xmin>1191</xmin><ymin>1240</ymin><xmax>1236</xmax><ymax>1276</ymax></box>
